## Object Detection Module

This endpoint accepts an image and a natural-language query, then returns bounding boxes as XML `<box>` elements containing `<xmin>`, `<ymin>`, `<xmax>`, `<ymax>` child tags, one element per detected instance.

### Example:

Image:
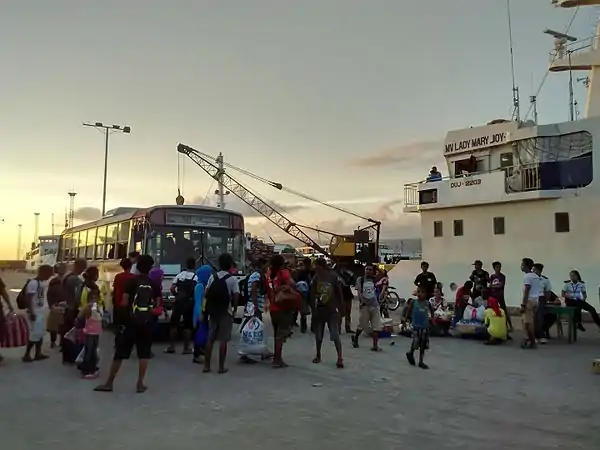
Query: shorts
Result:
<box><xmin>170</xmin><ymin>298</ymin><xmax>193</xmax><ymax>330</ymax></box>
<box><xmin>358</xmin><ymin>305</ymin><xmax>383</xmax><ymax>332</ymax></box>
<box><xmin>313</xmin><ymin>309</ymin><xmax>341</xmax><ymax>342</ymax></box>
<box><xmin>522</xmin><ymin>299</ymin><xmax>538</xmax><ymax>325</ymax></box>
<box><xmin>270</xmin><ymin>309</ymin><xmax>294</xmax><ymax>342</ymax></box>
<box><xmin>410</xmin><ymin>328</ymin><xmax>429</xmax><ymax>351</ymax></box>
<box><xmin>207</xmin><ymin>313</ymin><xmax>233</xmax><ymax>343</ymax></box>
<box><xmin>113</xmin><ymin>324</ymin><xmax>152</xmax><ymax>360</ymax></box>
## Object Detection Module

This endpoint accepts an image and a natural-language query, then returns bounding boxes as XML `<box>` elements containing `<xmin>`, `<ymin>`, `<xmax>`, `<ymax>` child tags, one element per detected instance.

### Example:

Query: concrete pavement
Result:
<box><xmin>1</xmin><ymin>312</ymin><xmax>600</xmax><ymax>450</ymax></box>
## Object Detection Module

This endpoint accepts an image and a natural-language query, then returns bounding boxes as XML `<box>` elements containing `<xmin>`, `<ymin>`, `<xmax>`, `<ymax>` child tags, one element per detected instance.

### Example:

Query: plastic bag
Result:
<box><xmin>475</xmin><ymin>306</ymin><xmax>485</xmax><ymax>322</ymax></box>
<box><xmin>463</xmin><ymin>305</ymin><xmax>476</xmax><ymax>321</ymax></box>
<box><xmin>75</xmin><ymin>348</ymin><xmax>85</xmax><ymax>364</ymax></box>
<box><xmin>238</xmin><ymin>317</ymin><xmax>268</xmax><ymax>356</ymax></box>
<box><xmin>63</xmin><ymin>327</ymin><xmax>77</xmax><ymax>343</ymax></box>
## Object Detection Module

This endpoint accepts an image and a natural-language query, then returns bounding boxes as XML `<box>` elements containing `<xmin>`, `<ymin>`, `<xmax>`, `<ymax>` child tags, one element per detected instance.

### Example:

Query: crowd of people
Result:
<box><xmin>2</xmin><ymin>252</ymin><xmax>599</xmax><ymax>386</ymax></box>
<box><xmin>0</xmin><ymin>252</ymin><xmax>406</xmax><ymax>389</ymax></box>
<box><xmin>410</xmin><ymin>258</ymin><xmax>600</xmax><ymax>349</ymax></box>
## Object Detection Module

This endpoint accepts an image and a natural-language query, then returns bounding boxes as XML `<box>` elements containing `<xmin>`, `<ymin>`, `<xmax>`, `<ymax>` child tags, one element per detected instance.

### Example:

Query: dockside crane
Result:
<box><xmin>177</xmin><ymin>143</ymin><xmax>381</xmax><ymax>263</ymax></box>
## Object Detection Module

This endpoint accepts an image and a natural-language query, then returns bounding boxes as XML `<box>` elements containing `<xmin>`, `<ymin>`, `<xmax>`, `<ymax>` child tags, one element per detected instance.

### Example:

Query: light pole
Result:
<box><xmin>83</xmin><ymin>122</ymin><xmax>131</xmax><ymax>216</ymax></box>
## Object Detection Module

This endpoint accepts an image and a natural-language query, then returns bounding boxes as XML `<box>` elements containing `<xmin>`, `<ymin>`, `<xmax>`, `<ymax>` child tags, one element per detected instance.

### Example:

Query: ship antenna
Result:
<box><xmin>523</xmin><ymin>5</ymin><xmax>580</xmax><ymax>121</ymax></box>
<box><xmin>506</xmin><ymin>0</ymin><xmax>520</xmax><ymax>122</ymax></box>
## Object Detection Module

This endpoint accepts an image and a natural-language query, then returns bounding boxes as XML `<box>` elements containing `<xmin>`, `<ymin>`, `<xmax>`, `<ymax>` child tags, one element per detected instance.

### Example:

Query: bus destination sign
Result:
<box><xmin>166</xmin><ymin>212</ymin><xmax>230</xmax><ymax>228</ymax></box>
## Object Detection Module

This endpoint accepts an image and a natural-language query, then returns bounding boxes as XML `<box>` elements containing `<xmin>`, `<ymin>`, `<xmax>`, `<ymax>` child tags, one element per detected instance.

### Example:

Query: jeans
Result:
<box><xmin>565</xmin><ymin>299</ymin><xmax>600</xmax><ymax>327</ymax></box>
<box><xmin>79</xmin><ymin>334</ymin><xmax>99</xmax><ymax>375</ymax></box>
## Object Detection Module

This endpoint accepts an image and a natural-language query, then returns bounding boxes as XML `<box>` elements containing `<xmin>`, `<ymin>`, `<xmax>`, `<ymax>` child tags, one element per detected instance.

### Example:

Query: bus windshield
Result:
<box><xmin>146</xmin><ymin>226</ymin><xmax>244</xmax><ymax>275</ymax></box>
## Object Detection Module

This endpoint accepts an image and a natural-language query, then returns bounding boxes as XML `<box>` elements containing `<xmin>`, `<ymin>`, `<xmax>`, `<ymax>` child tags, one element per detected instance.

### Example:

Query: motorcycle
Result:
<box><xmin>379</xmin><ymin>287</ymin><xmax>404</xmax><ymax>317</ymax></box>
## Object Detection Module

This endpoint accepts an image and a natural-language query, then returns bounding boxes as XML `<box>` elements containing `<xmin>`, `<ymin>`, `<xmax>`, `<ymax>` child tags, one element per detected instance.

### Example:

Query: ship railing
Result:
<box><xmin>403</xmin><ymin>163</ymin><xmax>542</xmax><ymax>206</ymax></box>
<box><xmin>403</xmin><ymin>183</ymin><xmax>420</xmax><ymax>206</ymax></box>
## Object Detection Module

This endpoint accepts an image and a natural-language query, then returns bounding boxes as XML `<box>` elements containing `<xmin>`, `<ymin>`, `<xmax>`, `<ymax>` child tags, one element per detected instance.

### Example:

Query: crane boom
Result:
<box><xmin>177</xmin><ymin>143</ymin><xmax>332</xmax><ymax>258</ymax></box>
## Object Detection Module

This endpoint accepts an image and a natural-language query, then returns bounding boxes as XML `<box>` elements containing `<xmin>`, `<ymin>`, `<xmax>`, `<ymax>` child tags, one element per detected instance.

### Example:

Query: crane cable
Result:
<box><xmin>190</xmin><ymin>148</ymin><xmax>373</xmax><ymax>222</ymax></box>
<box><xmin>524</xmin><ymin>5</ymin><xmax>580</xmax><ymax>121</ymax></box>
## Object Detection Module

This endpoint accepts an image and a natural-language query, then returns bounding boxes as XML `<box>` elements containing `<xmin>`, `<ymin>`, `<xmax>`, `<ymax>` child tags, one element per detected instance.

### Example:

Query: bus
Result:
<box><xmin>57</xmin><ymin>204</ymin><xmax>245</xmax><ymax>323</ymax></box>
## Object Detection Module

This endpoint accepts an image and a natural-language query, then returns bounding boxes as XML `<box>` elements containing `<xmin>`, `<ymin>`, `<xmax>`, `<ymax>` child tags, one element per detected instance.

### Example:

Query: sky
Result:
<box><xmin>0</xmin><ymin>0</ymin><xmax>597</xmax><ymax>259</ymax></box>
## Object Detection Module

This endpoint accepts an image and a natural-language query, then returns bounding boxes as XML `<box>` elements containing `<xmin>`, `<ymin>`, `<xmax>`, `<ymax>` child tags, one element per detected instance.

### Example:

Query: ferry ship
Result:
<box><xmin>390</xmin><ymin>0</ymin><xmax>600</xmax><ymax>306</ymax></box>
<box><xmin>25</xmin><ymin>235</ymin><xmax>59</xmax><ymax>271</ymax></box>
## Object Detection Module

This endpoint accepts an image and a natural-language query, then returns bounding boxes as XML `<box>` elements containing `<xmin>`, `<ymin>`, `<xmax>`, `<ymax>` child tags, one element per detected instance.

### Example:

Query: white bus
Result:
<box><xmin>57</xmin><ymin>204</ymin><xmax>245</xmax><ymax>322</ymax></box>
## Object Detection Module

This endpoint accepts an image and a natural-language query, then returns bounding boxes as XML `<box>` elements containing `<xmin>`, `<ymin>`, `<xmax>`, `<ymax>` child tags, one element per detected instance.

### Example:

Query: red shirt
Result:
<box><xmin>268</xmin><ymin>269</ymin><xmax>292</xmax><ymax>312</ymax></box>
<box><xmin>455</xmin><ymin>287</ymin><xmax>471</xmax><ymax>309</ymax></box>
<box><xmin>113</xmin><ymin>271</ymin><xmax>136</xmax><ymax>308</ymax></box>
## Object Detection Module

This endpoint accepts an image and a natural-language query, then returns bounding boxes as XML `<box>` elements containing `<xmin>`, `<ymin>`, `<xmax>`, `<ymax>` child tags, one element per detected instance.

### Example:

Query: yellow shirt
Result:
<box><xmin>484</xmin><ymin>308</ymin><xmax>507</xmax><ymax>340</ymax></box>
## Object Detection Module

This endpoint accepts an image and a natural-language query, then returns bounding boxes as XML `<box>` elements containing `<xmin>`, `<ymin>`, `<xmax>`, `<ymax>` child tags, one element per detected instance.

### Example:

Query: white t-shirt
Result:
<box><xmin>523</xmin><ymin>272</ymin><xmax>543</xmax><ymax>301</ymax></box>
<box><xmin>539</xmin><ymin>276</ymin><xmax>552</xmax><ymax>294</ymax></box>
<box><xmin>173</xmin><ymin>270</ymin><xmax>198</xmax><ymax>283</ymax></box>
<box><xmin>26</xmin><ymin>279</ymin><xmax>46</xmax><ymax>309</ymax></box>
<box><xmin>206</xmin><ymin>271</ymin><xmax>240</xmax><ymax>313</ymax></box>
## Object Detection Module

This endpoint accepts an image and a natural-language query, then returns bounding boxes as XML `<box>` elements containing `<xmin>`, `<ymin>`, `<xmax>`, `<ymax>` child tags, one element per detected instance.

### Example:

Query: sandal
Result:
<box><xmin>164</xmin><ymin>347</ymin><xmax>175</xmax><ymax>354</ymax></box>
<box><xmin>94</xmin><ymin>385</ymin><xmax>113</xmax><ymax>392</ymax></box>
<box><xmin>336</xmin><ymin>359</ymin><xmax>344</xmax><ymax>369</ymax></box>
<box><xmin>217</xmin><ymin>368</ymin><xmax>229</xmax><ymax>374</ymax></box>
<box><xmin>312</xmin><ymin>356</ymin><xmax>321</xmax><ymax>364</ymax></box>
<box><xmin>202</xmin><ymin>367</ymin><xmax>211</xmax><ymax>373</ymax></box>
<box><xmin>136</xmin><ymin>384</ymin><xmax>148</xmax><ymax>393</ymax></box>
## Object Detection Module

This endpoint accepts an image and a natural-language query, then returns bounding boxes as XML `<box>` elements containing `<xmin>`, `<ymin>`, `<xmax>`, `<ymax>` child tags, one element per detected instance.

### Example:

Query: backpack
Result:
<box><xmin>204</xmin><ymin>274</ymin><xmax>232</xmax><ymax>316</ymax></box>
<box><xmin>175</xmin><ymin>273</ymin><xmax>197</xmax><ymax>302</ymax></box>
<box><xmin>15</xmin><ymin>281</ymin><xmax>28</xmax><ymax>310</ymax></box>
<box><xmin>238</xmin><ymin>275</ymin><xmax>250</xmax><ymax>304</ymax></box>
<box><xmin>131</xmin><ymin>282</ymin><xmax>156</xmax><ymax>325</ymax></box>
<box><xmin>16</xmin><ymin>279</ymin><xmax>37</xmax><ymax>310</ymax></box>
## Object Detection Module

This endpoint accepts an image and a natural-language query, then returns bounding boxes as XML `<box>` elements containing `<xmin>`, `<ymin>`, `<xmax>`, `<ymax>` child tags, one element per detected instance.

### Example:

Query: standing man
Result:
<box><xmin>165</xmin><ymin>257</ymin><xmax>197</xmax><ymax>355</ymax></box>
<box><xmin>414</xmin><ymin>262</ymin><xmax>437</xmax><ymax>299</ymax></box>
<box><xmin>351</xmin><ymin>263</ymin><xmax>383</xmax><ymax>352</ymax></box>
<box><xmin>532</xmin><ymin>263</ymin><xmax>552</xmax><ymax>344</ymax></box>
<box><xmin>310</xmin><ymin>258</ymin><xmax>344</xmax><ymax>368</ymax></box>
<box><xmin>129</xmin><ymin>251</ymin><xmax>140</xmax><ymax>275</ymax></box>
<box><xmin>470</xmin><ymin>260</ymin><xmax>489</xmax><ymax>299</ymax></box>
<box><xmin>23</xmin><ymin>264</ymin><xmax>54</xmax><ymax>362</ymax></box>
<box><xmin>293</xmin><ymin>257</ymin><xmax>314</xmax><ymax>333</ymax></box>
<box><xmin>488</xmin><ymin>261</ymin><xmax>512</xmax><ymax>332</ymax></box>
<box><xmin>520</xmin><ymin>258</ymin><xmax>542</xmax><ymax>349</ymax></box>
<box><xmin>46</xmin><ymin>263</ymin><xmax>67</xmax><ymax>348</ymax></box>
<box><xmin>61</xmin><ymin>258</ymin><xmax>87</xmax><ymax>363</ymax></box>
<box><xmin>95</xmin><ymin>254</ymin><xmax>161</xmax><ymax>393</ymax></box>
<box><xmin>203</xmin><ymin>253</ymin><xmax>240</xmax><ymax>374</ymax></box>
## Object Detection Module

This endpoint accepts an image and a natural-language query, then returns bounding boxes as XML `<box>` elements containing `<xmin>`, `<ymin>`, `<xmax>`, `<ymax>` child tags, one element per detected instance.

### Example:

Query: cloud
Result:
<box><xmin>189</xmin><ymin>195</ymin><xmax>306</xmax><ymax>219</ymax></box>
<box><xmin>74</xmin><ymin>206</ymin><xmax>102</xmax><ymax>222</ymax></box>
<box><xmin>348</xmin><ymin>139</ymin><xmax>444</xmax><ymax>169</ymax></box>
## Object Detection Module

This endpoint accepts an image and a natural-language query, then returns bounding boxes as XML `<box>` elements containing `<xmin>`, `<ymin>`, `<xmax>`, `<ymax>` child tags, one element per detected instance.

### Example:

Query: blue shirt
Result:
<box><xmin>411</xmin><ymin>300</ymin><xmax>431</xmax><ymax>330</ymax></box>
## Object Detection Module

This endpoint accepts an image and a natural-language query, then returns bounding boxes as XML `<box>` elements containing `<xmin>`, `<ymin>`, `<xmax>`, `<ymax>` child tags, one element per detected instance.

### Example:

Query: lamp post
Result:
<box><xmin>83</xmin><ymin>122</ymin><xmax>131</xmax><ymax>216</ymax></box>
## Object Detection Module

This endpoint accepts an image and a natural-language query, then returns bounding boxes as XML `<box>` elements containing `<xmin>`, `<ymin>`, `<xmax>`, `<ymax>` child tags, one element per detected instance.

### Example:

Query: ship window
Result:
<box><xmin>555</xmin><ymin>212</ymin><xmax>570</xmax><ymax>233</ymax></box>
<box><xmin>419</xmin><ymin>189</ymin><xmax>438</xmax><ymax>205</ymax></box>
<box><xmin>433</xmin><ymin>221</ymin><xmax>443</xmax><ymax>237</ymax></box>
<box><xmin>493</xmin><ymin>217</ymin><xmax>505</xmax><ymax>235</ymax></box>
<box><xmin>453</xmin><ymin>219</ymin><xmax>464</xmax><ymax>237</ymax></box>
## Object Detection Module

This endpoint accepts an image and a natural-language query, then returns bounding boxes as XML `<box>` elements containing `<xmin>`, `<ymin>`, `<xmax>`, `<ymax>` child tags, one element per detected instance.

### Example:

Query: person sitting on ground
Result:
<box><xmin>561</xmin><ymin>269</ymin><xmax>600</xmax><ymax>332</ymax></box>
<box><xmin>483</xmin><ymin>297</ymin><xmax>507</xmax><ymax>345</ymax></box>
<box><xmin>429</xmin><ymin>285</ymin><xmax>451</xmax><ymax>336</ymax></box>
<box><xmin>454</xmin><ymin>281</ymin><xmax>473</xmax><ymax>320</ymax></box>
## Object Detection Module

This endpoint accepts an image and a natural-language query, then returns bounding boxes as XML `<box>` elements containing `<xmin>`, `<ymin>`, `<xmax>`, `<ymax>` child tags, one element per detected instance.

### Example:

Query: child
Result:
<box><xmin>78</xmin><ymin>288</ymin><xmax>102</xmax><ymax>379</ymax></box>
<box><xmin>405</xmin><ymin>286</ymin><xmax>433</xmax><ymax>369</ymax></box>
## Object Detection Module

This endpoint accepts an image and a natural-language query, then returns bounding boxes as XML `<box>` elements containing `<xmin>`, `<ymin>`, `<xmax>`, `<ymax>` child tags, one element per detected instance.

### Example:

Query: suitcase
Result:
<box><xmin>1</xmin><ymin>313</ymin><xmax>29</xmax><ymax>348</ymax></box>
